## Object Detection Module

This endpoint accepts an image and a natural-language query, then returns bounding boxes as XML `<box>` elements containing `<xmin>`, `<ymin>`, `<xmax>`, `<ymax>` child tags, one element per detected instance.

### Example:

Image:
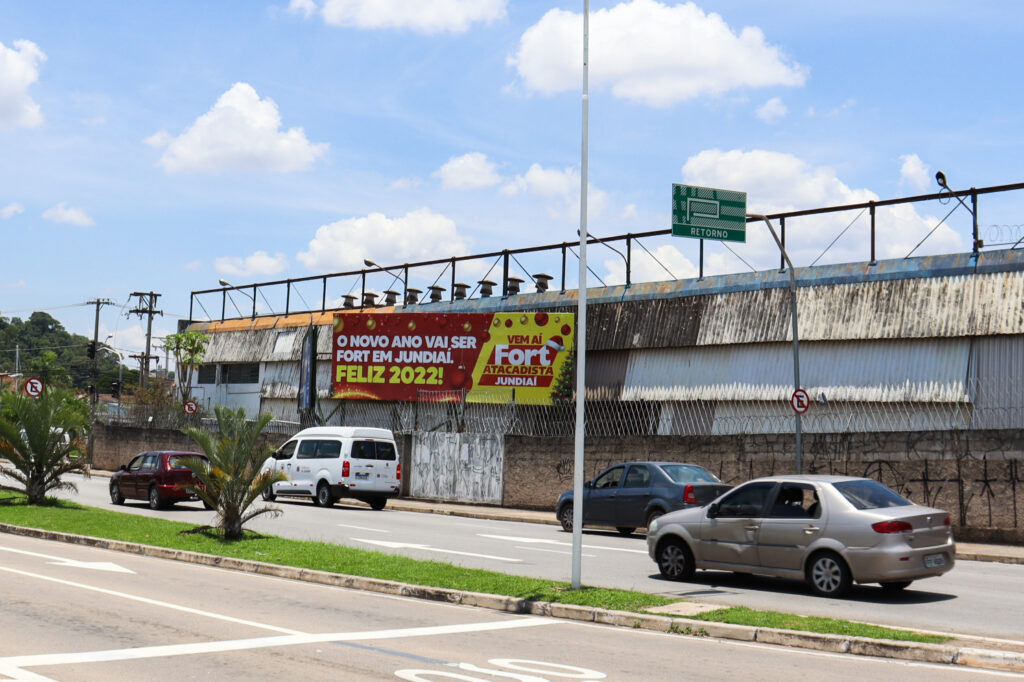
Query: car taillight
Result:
<box><xmin>944</xmin><ymin>516</ymin><xmax>951</xmax><ymax>526</ymax></box>
<box><xmin>396</xmin><ymin>464</ymin><xmax>401</xmax><ymax>481</ymax></box>
<box><xmin>683</xmin><ymin>484</ymin><xmax>697</xmax><ymax>505</ymax></box>
<box><xmin>872</xmin><ymin>520</ymin><xmax>913</xmax><ymax>533</ymax></box>
<box><xmin>342</xmin><ymin>461</ymin><xmax>350</xmax><ymax>478</ymax></box>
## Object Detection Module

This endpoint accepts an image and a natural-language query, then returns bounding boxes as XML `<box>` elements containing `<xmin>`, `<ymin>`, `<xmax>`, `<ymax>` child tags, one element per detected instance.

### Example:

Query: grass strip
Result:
<box><xmin>0</xmin><ymin>492</ymin><xmax>949</xmax><ymax>644</ymax></box>
<box><xmin>690</xmin><ymin>607</ymin><xmax>949</xmax><ymax>643</ymax></box>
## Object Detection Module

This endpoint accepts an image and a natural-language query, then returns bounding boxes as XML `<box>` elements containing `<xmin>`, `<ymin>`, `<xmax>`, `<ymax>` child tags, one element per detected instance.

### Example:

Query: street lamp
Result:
<box><xmin>218</xmin><ymin>279</ymin><xmax>256</xmax><ymax>317</ymax></box>
<box><xmin>363</xmin><ymin>258</ymin><xmax>409</xmax><ymax>306</ymax></box>
<box><xmin>935</xmin><ymin>171</ymin><xmax>981</xmax><ymax>254</ymax></box>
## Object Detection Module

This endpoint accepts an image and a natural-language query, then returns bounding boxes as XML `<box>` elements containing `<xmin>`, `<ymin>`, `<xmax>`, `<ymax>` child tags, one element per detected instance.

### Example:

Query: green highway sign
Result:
<box><xmin>672</xmin><ymin>184</ymin><xmax>747</xmax><ymax>243</ymax></box>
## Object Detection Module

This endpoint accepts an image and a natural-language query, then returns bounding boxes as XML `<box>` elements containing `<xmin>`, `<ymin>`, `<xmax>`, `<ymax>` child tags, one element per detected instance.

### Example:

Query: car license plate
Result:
<box><xmin>924</xmin><ymin>553</ymin><xmax>946</xmax><ymax>568</ymax></box>
<box><xmin>355</xmin><ymin>472</ymin><xmax>370</xmax><ymax>479</ymax></box>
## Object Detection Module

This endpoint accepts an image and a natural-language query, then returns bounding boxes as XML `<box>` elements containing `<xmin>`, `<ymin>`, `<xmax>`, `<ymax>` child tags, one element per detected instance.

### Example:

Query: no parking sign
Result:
<box><xmin>183</xmin><ymin>400</ymin><xmax>198</xmax><ymax>415</ymax></box>
<box><xmin>791</xmin><ymin>388</ymin><xmax>810</xmax><ymax>414</ymax></box>
<box><xmin>24</xmin><ymin>377</ymin><xmax>44</xmax><ymax>397</ymax></box>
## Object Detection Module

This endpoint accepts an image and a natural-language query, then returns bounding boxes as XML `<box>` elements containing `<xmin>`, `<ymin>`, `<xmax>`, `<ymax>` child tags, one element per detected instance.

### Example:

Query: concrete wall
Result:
<box><xmin>502</xmin><ymin>430</ymin><xmax>1024</xmax><ymax>543</ymax></box>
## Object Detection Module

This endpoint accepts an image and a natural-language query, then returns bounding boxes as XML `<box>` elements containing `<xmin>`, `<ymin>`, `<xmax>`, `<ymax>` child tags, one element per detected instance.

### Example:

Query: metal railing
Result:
<box><xmin>189</xmin><ymin>181</ymin><xmax>1024</xmax><ymax>323</ymax></box>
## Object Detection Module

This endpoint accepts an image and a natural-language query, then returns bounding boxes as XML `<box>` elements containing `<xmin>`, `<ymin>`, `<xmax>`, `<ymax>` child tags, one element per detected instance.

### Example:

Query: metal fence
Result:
<box><xmin>189</xmin><ymin>182</ymin><xmax>1024</xmax><ymax>324</ymax></box>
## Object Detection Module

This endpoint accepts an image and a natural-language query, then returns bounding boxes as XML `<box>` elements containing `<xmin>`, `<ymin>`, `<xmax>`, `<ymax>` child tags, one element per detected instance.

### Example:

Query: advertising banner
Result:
<box><xmin>331</xmin><ymin>311</ymin><xmax>575</xmax><ymax>404</ymax></box>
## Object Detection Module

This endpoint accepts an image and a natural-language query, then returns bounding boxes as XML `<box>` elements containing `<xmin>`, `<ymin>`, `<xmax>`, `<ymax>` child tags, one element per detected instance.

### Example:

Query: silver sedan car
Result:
<box><xmin>647</xmin><ymin>475</ymin><xmax>955</xmax><ymax>597</ymax></box>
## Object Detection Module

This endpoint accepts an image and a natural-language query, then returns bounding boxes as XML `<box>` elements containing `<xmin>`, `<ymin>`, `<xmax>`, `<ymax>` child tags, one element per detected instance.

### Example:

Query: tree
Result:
<box><xmin>25</xmin><ymin>350</ymin><xmax>71</xmax><ymax>389</ymax></box>
<box><xmin>165</xmin><ymin>331</ymin><xmax>209</xmax><ymax>404</ymax></box>
<box><xmin>0</xmin><ymin>389</ymin><xmax>89</xmax><ymax>504</ymax></box>
<box><xmin>182</xmin><ymin>406</ymin><xmax>286</xmax><ymax>540</ymax></box>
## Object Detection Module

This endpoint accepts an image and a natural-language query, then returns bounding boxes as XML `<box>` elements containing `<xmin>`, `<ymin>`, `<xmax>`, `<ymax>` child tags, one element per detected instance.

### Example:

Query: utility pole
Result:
<box><xmin>86</xmin><ymin>298</ymin><xmax>115</xmax><ymax>467</ymax></box>
<box><xmin>128</xmin><ymin>292</ymin><xmax>162</xmax><ymax>389</ymax></box>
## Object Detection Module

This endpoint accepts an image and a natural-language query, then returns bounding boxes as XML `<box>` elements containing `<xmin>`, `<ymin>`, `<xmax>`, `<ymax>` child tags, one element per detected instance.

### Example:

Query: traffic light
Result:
<box><xmin>110</xmin><ymin>381</ymin><xmax>120</xmax><ymax>398</ymax></box>
<box><xmin>88</xmin><ymin>342</ymin><xmax>96</xmax><ymax>359</ymax></box>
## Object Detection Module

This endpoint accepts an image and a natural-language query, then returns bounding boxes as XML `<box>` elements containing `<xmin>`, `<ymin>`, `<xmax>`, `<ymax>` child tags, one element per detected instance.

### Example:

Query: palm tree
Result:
<box><xmin>0</xmin><ymin>389</ymin><xmax>89</xmax><ymax>504</ymax></box>
<box><xmin>183</xmin><ymin>406</ymin><xmax>287</xmax><ymax>540</ymax></box>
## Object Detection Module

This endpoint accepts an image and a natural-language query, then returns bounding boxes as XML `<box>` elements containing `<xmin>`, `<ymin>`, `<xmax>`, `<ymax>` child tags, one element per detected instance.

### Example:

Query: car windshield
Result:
<box><xmin>833</xmin><ymin>480</ymin><xmax>912</xmax><ymax>509</ymax></box>
<box><xmin>168</xmin><ymin>455</ymin><xmax>204</xmax><ymax>470</ymax></box>
<box><xmin>660</xmin><ymin>464</ymin><xmax>721</xmax><ymax>484</ymax></box>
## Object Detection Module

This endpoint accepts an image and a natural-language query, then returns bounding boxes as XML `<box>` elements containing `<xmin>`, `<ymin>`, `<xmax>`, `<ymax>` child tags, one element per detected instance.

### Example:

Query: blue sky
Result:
<box><xmin>2</xmin><ymin>1</ymin><xmax>1023</xmax><ymax>359</ymax></box>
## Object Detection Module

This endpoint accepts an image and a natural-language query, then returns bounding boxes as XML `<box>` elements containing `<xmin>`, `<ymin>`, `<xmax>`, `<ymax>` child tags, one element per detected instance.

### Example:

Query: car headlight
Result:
<box><xmin>648</xmin><ymin>518</ymin><xmax>660</xmax><ymax>534</ymax></box>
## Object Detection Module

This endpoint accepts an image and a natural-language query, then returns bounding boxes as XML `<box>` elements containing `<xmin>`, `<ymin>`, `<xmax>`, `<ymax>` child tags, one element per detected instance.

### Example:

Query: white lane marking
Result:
<box><xmin>337</xmin><ymin>523</ymin><xmax>388</xmax><ymax>533</ymax></box>
<box><xmin>0</xmin><ymin>661</ymin><xmax>55</xmax><ymax>681</ymax></box>
<box><xmin>1</xmin><ymin>618</ymin><xmax>553</xmax><ymax>668</ymax></box>
<box><xmin>515</xmin><ymin>546</ymin><xmax>597</xmax><ymax>558</ymax></box>
<box><xmin>0</xmin><ymin>565</ymin><xmax>301</xmax><ymax>635</ymax></box>
<box><xmin>0</xmin><ymin>545</ymin><xmax>135</xmax><ymax>574</ymax></box>
<box><xmin>354</xmin><ymin>539</ymin><xmax>521</xmax><ymax>563</ymax></box>
<box><xmin>478</xmin><ymin>534</ymin><xmax>648</xmax><ymax>555</ymax></box>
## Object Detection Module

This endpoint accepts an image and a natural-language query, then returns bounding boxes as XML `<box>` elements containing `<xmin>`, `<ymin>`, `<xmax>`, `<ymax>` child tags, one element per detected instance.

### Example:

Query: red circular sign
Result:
<box><xmin>24</xmin><ymin>377</ymin><xmax>44</xmax><ymax>397</ymax></box>
<box><xmin>183</xmin><ymin>400</ymin><xmax>198</xmax><ymax>415</ymax></box>
<box><xmin>791</xmin><ymin>388</ymin><xmax>810</xmax><ymax>414</ymax></box>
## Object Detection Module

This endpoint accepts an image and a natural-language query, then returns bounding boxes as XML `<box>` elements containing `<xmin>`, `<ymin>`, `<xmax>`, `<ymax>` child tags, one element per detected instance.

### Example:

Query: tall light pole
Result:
<box><xmin>571</xmin><ymin>0</ymin><xmax>590</xmax><ymax>590</ymax></box>
<box><xmin>363</xmin><ymin>258</ymin><xmax>408</xmax><ymax>305</ymax></box>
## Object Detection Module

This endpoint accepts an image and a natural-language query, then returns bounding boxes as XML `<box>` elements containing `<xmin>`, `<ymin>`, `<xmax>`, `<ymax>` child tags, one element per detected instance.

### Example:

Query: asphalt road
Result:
<box><xmin>45</xmin><ymin>475</ymin><xmax>1024</xmax><ymax>643</ymax></box>
<box><xmin>0</xmin><ymin>533</ymin><xmax>1017</xmax><ymax>682</ymax></box>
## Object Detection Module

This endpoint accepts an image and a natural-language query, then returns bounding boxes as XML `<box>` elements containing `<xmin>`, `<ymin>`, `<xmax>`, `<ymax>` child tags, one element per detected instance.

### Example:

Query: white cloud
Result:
<box><xmin>755</xmin><ymin>96</ymin><xmax>787</xmax><ymax>123</ymax></box>
<box><xmin>621</xmin><ymin>203</ymin><xmax>638</xmax><ymax>219</ymax></box>
<box><xmin>288</xmin><ymin>0</ymin><xmax>318</xmax><ymax>18</ymax></box>
<box><xmin>681</xmin><ymin>149</ymin><xmax>964</xmax><ymax>271</ymax></box>
<box><xmin>0</xmin><ymin>39</ymin><xmax>46</xmax><ymax>129</ymax></box>
<box><xmin>509</xmin><ymin>0</ymin><xmax>806</xmax><ymax>108</ymax></box>
<box><xmin>320</xmin><ymin>0</ymin><xmax>506</xmax><ymax>34</ymax></box>
<box><xmin>899</xmin><ymin>153</ymin><xmax>931</xmax><ymax>191</ymax></box>
<box><xmin>143</xmin><ymin>130</ymin><xmax>173</xmax><ymax>148</ymax></box>
<box><xmin>151</xmin><ymin>83</ymin><xmax>328</xmax><ymax>173</ymax></box>
<box><xmin>389</xmin><ymin>176</ymin><xmax>423</xmax><ymax>190</ymax></box>
<box><xmin>433</xmin><ymin>152</ymin><xmax>502</xmax><ymax>189</ymax></box>
<box><xmin>501</xmin><ymin>163</ymin><xmax>608</xmax><ymax>220</ymax></box>
<box><xmin>214</xmin><ymin>250</ymin><xmax>289</xmax><ymax>277</ymax></box>
<box><xmin>297</xmin><ymin>208</ymin><xmax>469</xmax><ymax>272</ymax></box>
<box><xmin>183</xmin><ymin>259</ymin><xmax>202</xmax><ymax>270</ymax></box>
<box><xmin>102</xmin><ymin>324</ymin><xmax>176</xmax><ymax>356</ymax></box>
<box><xmin>0</xmin><ymin>279</ymin><xmax>26</xmax><ymax>289</ymax></box>
<box><xmin>1</xmin><ymin>202</ymin><xmax>24</xmax><ymax>219</ymax></box>
<box><xmin>42</xmin><ymin>203</ymin><xmax>94</xmax><ymax>227</ymax></box>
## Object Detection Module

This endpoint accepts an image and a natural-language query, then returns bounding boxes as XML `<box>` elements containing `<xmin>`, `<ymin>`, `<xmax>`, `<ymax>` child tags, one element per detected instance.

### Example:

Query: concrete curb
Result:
<box><xmin>1</xmin><ymin>522</ymin><xmax>1021</xmax><ymax>673</ymax></box>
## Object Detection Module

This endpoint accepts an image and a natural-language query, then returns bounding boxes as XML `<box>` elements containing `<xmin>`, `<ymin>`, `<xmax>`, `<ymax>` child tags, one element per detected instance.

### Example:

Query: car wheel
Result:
<box><xmin>646</xmin><ymin>509</ymin><xmax>664</xmax><ymax>529</ymax></box>
<box><xmin>880</xmin><ymin>580</ymin><xmax>913</xmax><ymax>592</ymax></box>
<box><xmin>657</xmin><ymin>538</ymin><xmax>695</xmax><ymax>581</ymax></box>
<box><xmin>558</xmin><ymin>504</ymin><xmax>573</xmax><ymax>532</ymax></box>
<box><xmin>148</xmin><ymin>485</ymin><xmax>163</xmax><ymax>511</ymax></box>
<box><xmin>262</xmin><ymin>486</ymin><xmax>276</xmax><ymax>502</ymax></box>
<box><xmin>807</xmin><ymin>551</ymin><xmax>852</xmax><ymax>597</ymax></box>
<box><xmin>109</xmin><ymin>482</ymin><xmax>125</xmax><ymax>505</ymax></box>
<box><xmin>368</xmin><ymin>496</ymin><xmax>387</xmax><ymax>511</ymax></box>
<box><xmin>616</xmin><ymin>527</ymin><xmax>636</xmax><ymax>536</ymax></box>
<box><xmin>315</xmin><ymin>481</ymin><xmax>335</xmax><ymax>508</ymax></box>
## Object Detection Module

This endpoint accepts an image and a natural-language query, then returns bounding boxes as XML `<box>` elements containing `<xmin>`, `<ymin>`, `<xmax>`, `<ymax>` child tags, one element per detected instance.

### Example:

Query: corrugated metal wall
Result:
<box><xmin>620</xmin><ymin>339</ymin><xmax>971</xmax><ymax>402</ymax></box>
<box><xmin>969</xmin><ymin>335</ymin><xmax>1024</xmax><ymax>429</ymax></box>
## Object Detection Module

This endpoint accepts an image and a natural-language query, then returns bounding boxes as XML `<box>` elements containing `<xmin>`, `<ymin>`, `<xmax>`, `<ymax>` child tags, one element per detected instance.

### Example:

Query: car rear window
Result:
<box><xmin>168</xmin><ymin>455</ymin><xmax>205</xmax><ymax>469</ymax></box>
<box><xmin>833</xmin><ymin>480</ymin><xmax>912</xmax><ymax>509</ymax></box>
<box><xmin>660</xmin><ymin>464</ymin><xmax>721</xmax><ymax>484</ymax></box>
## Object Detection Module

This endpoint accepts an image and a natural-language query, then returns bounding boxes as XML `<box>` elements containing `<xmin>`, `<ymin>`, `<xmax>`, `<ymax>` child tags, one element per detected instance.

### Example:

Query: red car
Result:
<box><xmin>109</xmin><ymin>451</ymin><xmax>209</xmax><ymax>510</ymax></box>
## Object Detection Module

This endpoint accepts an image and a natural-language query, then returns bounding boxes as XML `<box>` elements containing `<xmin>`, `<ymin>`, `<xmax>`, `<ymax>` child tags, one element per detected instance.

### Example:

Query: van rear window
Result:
<box><xmin>352</xmin><ymin>440</ymin><xmax>397</xmax><ymax>461</ymax></box>
<box><xmin>375</xmin><ymin>442</ymin><xmax>396</xmax><ymax>461</ymax></box>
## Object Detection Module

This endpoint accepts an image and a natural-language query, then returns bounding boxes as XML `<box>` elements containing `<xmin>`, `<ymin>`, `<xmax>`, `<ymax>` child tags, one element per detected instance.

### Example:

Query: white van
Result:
<box><xmin>261</xmin><ymin>426</ymin><xmax>400</xmax><ymax>510</ymax></box>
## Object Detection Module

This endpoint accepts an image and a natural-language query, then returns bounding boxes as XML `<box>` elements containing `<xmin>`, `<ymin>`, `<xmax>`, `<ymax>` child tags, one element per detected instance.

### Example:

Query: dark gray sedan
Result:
<box><xmin>556</xmin><ymin>462</ymin><xmax>731</xmax><ymax>535</ymax></box>
<box><xmin>647</xmin><ymin>475</ymin><xmax>955</xmax><ymax>597</ymax></box>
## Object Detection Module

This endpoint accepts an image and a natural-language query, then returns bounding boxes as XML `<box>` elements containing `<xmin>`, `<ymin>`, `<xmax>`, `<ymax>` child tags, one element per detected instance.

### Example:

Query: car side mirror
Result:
<box><xmin>119</xmin><ymin>464</ymin><xmax>127</xmax><ymax>471</ymax></box>
<box><xmin>584</xmin><ymin>480</ymin><xmax>593</xmax><ymax>489</ymax></box>
<box><xmin>707</xmin><ymin>502</ymin><xmax>719</xmax><ymax>519</ymax></box>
